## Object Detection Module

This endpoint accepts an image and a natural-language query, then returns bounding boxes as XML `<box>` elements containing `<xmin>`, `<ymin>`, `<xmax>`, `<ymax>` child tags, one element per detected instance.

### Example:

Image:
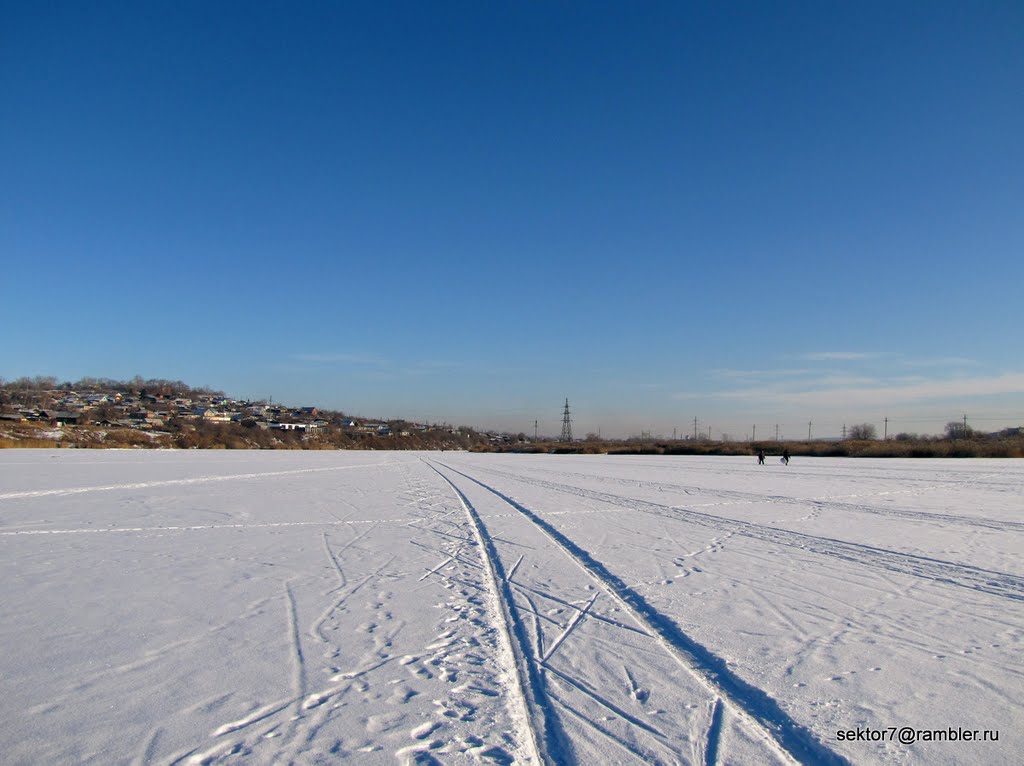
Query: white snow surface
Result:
<box><xmin>1</xmin><ymin>450</ymin><xmax>1022</xmax><ymax>765</ymax></box>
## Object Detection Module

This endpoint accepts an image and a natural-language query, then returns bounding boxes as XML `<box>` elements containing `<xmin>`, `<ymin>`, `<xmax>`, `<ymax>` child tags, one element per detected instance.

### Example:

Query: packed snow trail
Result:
<box><xmin>434</xmin><ymin>460</ymin><xmax>847</xmax><ymax>765</ymax></box>
<box><xmin>425</xmin><ymin>460</ymin><xmax>546</xmax><ymax>764</ymax></box>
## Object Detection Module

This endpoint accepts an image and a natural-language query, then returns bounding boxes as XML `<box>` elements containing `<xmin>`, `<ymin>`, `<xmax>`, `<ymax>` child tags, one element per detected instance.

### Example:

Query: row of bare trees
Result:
<box><xmin>848</xmin><ymin>421</ymin><xmax>977</xmax><ymax>440</ymax></box>
<box><xmin>0</xmin><ymin>376</ymin><xmax>223</xmax><ymax>398</ymax></box>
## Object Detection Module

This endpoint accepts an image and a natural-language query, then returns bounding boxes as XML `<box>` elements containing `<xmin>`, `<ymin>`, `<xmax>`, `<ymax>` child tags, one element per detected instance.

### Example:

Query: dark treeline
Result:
<box><xmin>0</xmin><ymin>375</ymin><xmax>223</xmax><ymax>399</ymax></box>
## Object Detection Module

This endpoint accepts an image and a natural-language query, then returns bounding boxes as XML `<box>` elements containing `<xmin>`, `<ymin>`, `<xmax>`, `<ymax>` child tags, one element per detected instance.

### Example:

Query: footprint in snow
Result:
<box><xmin>397</xmin><ymin>747</ymin><xmax>443</xmax><ymax>765</ymax></box>
<box><xmin>411</xmin><ymin>721</ymin><xmax>441</xmax><ymax>739</ymax></box>
<box><xmin>388</xmin><ymin>685</ymin><xmax>417</xmax><ymax>705</ymax></box>
<box><xmin>472</xmin><ymin>745</ymin><xmax>515</xmax><ymax>764</ymax></box>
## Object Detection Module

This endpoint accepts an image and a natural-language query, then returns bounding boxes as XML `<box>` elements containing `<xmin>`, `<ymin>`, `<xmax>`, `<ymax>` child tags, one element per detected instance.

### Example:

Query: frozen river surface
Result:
<box><xmin>1</xmin><ymin>450</ymin><xmax>1022</xmax><ymax>765</ymax></box>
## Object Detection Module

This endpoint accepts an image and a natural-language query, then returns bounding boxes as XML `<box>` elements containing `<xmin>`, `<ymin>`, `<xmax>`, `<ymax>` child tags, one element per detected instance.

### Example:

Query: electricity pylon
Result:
<box><xmin>560</xmin><ymin>399</ymin><xmax>573</xmax><ymax>443</ymax></box>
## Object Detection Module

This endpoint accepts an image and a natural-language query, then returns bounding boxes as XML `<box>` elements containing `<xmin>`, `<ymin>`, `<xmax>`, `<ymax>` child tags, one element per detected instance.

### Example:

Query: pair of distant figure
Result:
<box><xmin>757</xmin><ymin>448</ymin><xmax>790</xmax><ymax>465</ymax></box>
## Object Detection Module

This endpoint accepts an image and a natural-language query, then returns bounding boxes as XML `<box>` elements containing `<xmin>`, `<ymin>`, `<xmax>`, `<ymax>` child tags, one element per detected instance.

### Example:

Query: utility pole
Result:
<box><xmin>693</xmin><ymin>416</ymin><xmax>698</xmax><ymax>440</ymax></box>
<box><xmin>884</xmin><ymin>417</ymin><xmax>889</xmax><ymax>440</ymax></box>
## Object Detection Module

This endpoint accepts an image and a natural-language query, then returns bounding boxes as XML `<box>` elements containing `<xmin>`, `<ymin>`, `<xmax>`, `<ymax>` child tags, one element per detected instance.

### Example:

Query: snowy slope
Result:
<box><xmin>1</xmin><ymin>451</ymin><xmax>1021</xmax><ymax>765</ymax></box>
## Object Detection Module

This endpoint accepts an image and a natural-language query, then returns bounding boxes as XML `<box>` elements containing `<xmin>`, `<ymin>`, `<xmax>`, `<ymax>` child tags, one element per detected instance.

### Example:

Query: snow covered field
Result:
<box><xmin>1</xmin><ymin>450</ymin><xmax>1021</xmax><ymax>766</ymax></box>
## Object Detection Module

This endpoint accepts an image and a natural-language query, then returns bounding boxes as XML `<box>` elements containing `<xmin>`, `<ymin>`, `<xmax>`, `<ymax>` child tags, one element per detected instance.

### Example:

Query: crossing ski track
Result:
<box><xmin>430</xmin><ymin>459</ymin><xmax>844</xmax><ymax>766</ymax></box>
<box><xmin>460</xmin><ymin>463</ymin><xmax>1024</xmax><ymax>604</ymax></box>
<box><xmin>424</xmin><ymin>461</ymin><xmax>544</xmax><ymax>764</ymax></box>
<box><xmin>2</xmin><ymin>450</ymin><xmax>1022</xmax><ymax>766</ymax></box>
<box><xmin>2</xmin><ymin>453</ymin><xmax>539</xmax><ymax>765</ymax></box>
<box><xmin>491</xmin><ymin>463</ymin><xmax>1023</xmax><ymax>535</ymax></box>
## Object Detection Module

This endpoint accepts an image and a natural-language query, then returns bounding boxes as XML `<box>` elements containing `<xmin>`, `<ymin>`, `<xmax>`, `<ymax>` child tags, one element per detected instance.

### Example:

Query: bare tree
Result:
<box><xmin>945</xmin><ymin>421</ymin><xmax>974</xmax><ymax>440</ymax></box>
<box><xmin>847</xmin><ymin>423</ymin><xmax>877</xmax><ymax>440</ymax></box>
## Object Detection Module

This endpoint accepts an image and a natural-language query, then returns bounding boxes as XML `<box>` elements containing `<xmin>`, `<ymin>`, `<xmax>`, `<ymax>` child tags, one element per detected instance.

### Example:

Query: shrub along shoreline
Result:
<box><xmin>2</xmin><ymin>423</ymin><xmax>1022</xmax><ymax>458</ymax></box>
<box><xmin>490</xmin><ymin>437</ymin><xmax>1024</xmax><ymax>459</ymax></box>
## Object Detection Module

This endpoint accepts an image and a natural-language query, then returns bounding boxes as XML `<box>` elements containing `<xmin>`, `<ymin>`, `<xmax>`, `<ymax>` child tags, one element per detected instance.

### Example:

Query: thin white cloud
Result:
<box><xmin>293</xmin><ymin>355</ymin><xmax>465</xmax><ymax>382</ymax></box>
<box><xmin>609</xmin><ymin>380</ymin><xmax>670</xmax><ymax>390</ymax></box>
<box><xmin>672</xmin><ymin>390</ymin><xmax>706</xmax><ymax>401</ymax></box>
<box><xmin>901</xmin><ymin>356</ymin><xmax>980</xmax><ymax>368</ymax></box>
<box><xmin>292</xmin><ymin>352</ymin><xmax>387</xmax><ymax>365</ymax></box>
<box><xmin>683</xmin><ymin>372</ymin><xmax>1024</xmax><ymax>410</ymax></box>
<box><xmin>397</xmin><ymin>361</ymin><xmax>463</xmax><ymax>376</ymax></box>
<box><xmin>708</xmin><ymin>368</ymin><xmax>819</xmax><ymax>380</ymax></box>
<box><xmin>800</xmin><ymin>351</ymin><xmax>894</xmax><ymax>361</ymax></box>
<box><xmin>815</xmin><ymin>375</ymin><xmax>881</xmax><ymax>387</ymax></box>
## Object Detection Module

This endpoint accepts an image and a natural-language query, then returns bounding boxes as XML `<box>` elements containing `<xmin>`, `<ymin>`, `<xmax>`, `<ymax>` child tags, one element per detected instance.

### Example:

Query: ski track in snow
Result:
<box><xmin>519</xmin><ymin>464</ymin><xmax>1020</xmax><ymax>533</ymax></box>
<box><xmin>465</xmin><ymin>463</ymin><xmax>1024</xmax><ymax>603</ymax></box>
<box><xmin>0</xmin><ymin>518</ymin><xmax>424</xmax><ymax>536</ymax></box>
<box><xmin>434</xmin><ymin>460</ymin><xmax>845</xmax><ymax>765</ymax></box>
<box><xmin>0</xmin><ymin>461</ymin><xmax>395</xmax><ymax>501</ymax></box>
<box><xmin>2</xmin><ymin>451</ymin><xmax>1021</xmax><ymax>765</ymax></box>
<box><xmin>424</xmin><ymin>461</ymin><xmax>544</xmax><ymax>764</ymax></box>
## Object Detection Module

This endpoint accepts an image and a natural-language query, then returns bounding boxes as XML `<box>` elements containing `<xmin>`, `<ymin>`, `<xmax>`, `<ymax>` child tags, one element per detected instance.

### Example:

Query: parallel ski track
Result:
<box><xmin>517</xmin><ymin>466</ymin><xmax>1024</xmax><ymax>534</ymax></box>
<box><xmin>425</xmin><ymin>462</ymin><xmax>550</xmax><ymax>765</ymax></box>
<box><xmin>437</xmin><ymin>461</ymin><xmax>848</xmax><ymax>766</ymax></box>
<box><xmin>0</xmin><ymin>461</ymin><xmax>397</xmax><ymax>501</ymax></box>
<box><xmin>804</xmin><ymin>497</ymin><xmax>1024</xmax><ymax>533</ymax></box>
<box><xmin>468</xmin><ymin>464</ymin><xmax>1024</xmax><ymax>603</ymax></box>
<box><xmin>592</xmin><ymin>459</ymin><xmax>1007</xmax><ymax>489</ymax></box>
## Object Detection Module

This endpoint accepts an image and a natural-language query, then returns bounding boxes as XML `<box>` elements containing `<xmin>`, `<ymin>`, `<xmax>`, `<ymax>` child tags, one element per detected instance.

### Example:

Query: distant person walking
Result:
<box><xmin>782</xmin><ymin>448</ymin><xmax>790</xmax><ymax>465</ymax></box>
<box><xmin>758</xmin><ymin>448</ymin><xmax>765</xmax><ymax>465</ymax></box>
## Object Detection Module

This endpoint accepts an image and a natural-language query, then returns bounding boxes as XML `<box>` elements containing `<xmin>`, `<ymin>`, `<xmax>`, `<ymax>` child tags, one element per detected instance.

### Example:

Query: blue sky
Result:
<box><xmin>3</xmin><ymin>2</ymin><xmax>1022</xmax><ymax>438</ymax></box>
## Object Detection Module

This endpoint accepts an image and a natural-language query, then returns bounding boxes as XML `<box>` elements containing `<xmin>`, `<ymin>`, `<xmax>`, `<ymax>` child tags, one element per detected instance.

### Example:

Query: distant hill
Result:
<box><xmin>0</xmin><ymin>375</ymin><xmax>503</xmax><ymax>451</ymax></box>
